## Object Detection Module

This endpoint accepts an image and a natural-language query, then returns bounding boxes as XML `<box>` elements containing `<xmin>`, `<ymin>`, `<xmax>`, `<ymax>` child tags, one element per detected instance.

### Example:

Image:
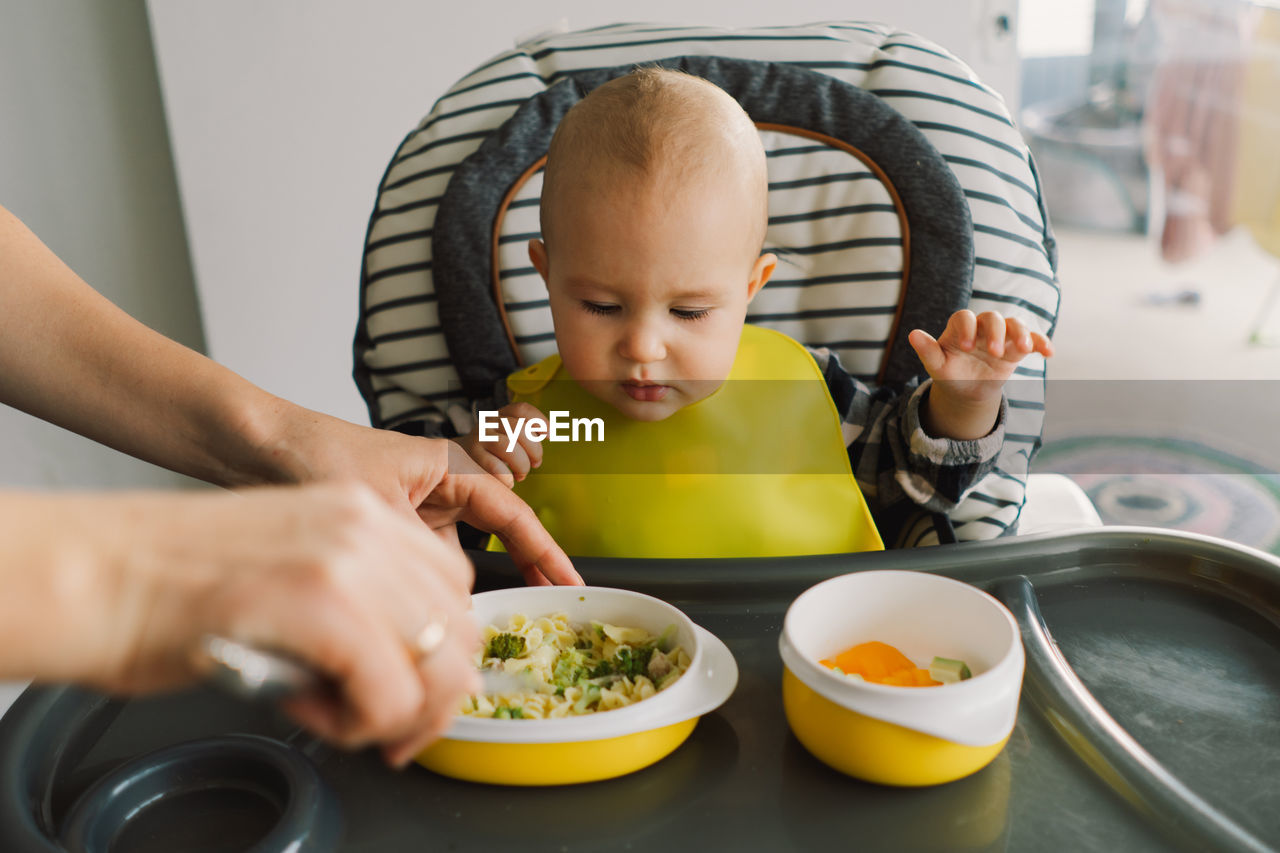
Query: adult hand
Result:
<box><xmin>0</xmin><ymin>483</ymin><xmax>481</xmax><ymax>766</ymax></box>
<box><xmin>254</xmin><ymin>409</ymin><xmax>581</xmax><ymax>587</ymax></box>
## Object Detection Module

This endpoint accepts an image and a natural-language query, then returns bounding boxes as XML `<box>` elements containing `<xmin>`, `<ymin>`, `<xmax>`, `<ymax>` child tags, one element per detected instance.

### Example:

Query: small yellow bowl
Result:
<box><xmin>418</xmin><ymin>586</ymin><xmax>737</xmax><ymax>786</ymax></box>
<box><xmin>782</xmin><ymin>669</ymin><xmax>1009</xmax><ymax>786</ymax></box>
<box><xmin>418</xmin><ymin>718</ymin><xmax>699</xmax><ymax>786</ymax></box>
<box><xmin>779</xmin><ymin>570</ymin><xmax>1023</xmax><ymax>786</ymax></box>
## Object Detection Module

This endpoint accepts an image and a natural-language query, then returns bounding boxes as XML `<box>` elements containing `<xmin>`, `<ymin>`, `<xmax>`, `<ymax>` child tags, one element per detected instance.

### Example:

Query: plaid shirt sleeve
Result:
<box><xmin>810</xmin><ymin>346</ymin><xmax>1006</xmax><ymax>515</ymax></box>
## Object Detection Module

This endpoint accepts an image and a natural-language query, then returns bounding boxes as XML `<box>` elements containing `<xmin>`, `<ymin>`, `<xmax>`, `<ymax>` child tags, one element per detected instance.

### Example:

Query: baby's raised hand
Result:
<box><xmin>907</xmin><ymin>310</ymin><xmax>1053</xmax><ymax>440</ymax></box>
<box><xmin>457</xmin><ymin>401</ymin><xmax>546</xmax><ymax>488</ymax></box>
<box><xmin>909</xmin><ymin>309</ymin><xmax>1053</xmax><ymax>394</ymax></box>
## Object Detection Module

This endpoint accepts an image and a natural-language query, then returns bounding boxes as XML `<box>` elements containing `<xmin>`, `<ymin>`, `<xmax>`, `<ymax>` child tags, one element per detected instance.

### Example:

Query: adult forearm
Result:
<box><xmin>0</xmin><ymin>205</ymin><xmax>307</xmax><ymax>487</ymax></box>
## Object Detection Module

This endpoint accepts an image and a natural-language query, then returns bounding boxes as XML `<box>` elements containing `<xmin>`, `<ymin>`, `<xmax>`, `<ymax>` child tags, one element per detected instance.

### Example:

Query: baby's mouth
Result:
<box><xmin>621</xmin><ymin>380</ymin><xmax>671</xmax><ymax>402</ymax></box>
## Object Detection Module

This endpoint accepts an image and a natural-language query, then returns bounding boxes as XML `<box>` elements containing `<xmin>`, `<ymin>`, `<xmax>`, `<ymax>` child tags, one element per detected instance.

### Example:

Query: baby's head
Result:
<box><xmin>529</xmin><ymin>67</ymin><xmax>775</xmax><ymax>421</ymax></box>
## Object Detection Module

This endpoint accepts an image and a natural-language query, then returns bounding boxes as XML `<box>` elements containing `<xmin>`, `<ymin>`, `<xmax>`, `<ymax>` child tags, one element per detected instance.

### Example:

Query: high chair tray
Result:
<box><xmin>0</xmin><ymin>527</ymin><xmax>1276</xmax><ymax>852</ymax></box>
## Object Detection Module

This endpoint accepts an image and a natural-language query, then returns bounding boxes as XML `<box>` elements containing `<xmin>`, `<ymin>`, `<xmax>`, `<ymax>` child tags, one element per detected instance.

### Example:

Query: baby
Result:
<box><xmin>458</xmin><ymin>67</ymin><xmax>1052</xmax><ymax>557</ymax></box>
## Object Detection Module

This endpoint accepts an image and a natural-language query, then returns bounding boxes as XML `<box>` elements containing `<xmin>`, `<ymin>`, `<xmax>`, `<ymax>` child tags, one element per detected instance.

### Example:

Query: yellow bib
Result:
<box><xmin>489</xmin><ymin>325</ymin><xmax>882</xmax><ymax>558</ymax></box>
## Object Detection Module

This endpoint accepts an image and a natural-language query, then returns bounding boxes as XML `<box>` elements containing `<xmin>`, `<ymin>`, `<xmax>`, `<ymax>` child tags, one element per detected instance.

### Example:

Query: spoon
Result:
<box><xmin>199</xmin><ymin>635</ymin><xmax>532</xmax><ymax>700</ymax></box>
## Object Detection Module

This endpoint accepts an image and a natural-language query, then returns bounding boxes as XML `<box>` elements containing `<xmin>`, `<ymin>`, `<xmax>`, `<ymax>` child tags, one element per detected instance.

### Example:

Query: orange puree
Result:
<box><xmin>820</xmin><ymin>641</ymin><xmax>942</xmax><ymax>687</ymax></box>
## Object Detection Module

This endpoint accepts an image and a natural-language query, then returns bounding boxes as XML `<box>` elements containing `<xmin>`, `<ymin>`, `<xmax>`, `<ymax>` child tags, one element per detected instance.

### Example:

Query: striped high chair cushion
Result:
<box><xmin>356</xmin><ymin>22</ymin><xmax>1059</xmax><ymax>543</ymax></box>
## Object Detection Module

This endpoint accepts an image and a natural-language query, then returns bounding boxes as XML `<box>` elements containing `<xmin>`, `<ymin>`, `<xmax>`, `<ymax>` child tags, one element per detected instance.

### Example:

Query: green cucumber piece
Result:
<box><xmin>929</xmin><ymin>656</ymin><xmax>972</xmax><ymax>684</ymax></box>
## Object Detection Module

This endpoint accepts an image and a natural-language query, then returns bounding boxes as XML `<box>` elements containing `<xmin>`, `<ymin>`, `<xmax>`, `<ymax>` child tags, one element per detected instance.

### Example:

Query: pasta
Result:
<box><xmin>459</xmin><ymin>612</ymin><xmax>692</xmax><ymax>719</ymax></box>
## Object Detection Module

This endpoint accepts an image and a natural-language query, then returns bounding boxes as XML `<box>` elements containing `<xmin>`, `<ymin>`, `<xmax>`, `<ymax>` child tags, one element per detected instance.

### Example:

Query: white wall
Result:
<box><xmin>1020</xmin><ymin>0</ymin><xmax>1097</xmax><ymax>57</ymax></box>
<box><xmin>147</xmin><ymin>1</ymin><xmax>1021</xmax><ymax>426</ymax></box>
<box><xmin>0</xmin><ymin>0</ymin><xmax>206</xmax><ymax>490</ymax></box>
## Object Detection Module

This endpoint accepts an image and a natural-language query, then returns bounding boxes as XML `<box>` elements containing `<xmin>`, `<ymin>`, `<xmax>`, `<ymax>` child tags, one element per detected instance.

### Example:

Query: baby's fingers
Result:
<box><xmin>908</xmin><ymin>329</ymin><xmax>945</xmax><ymax>374</ymax></box>
<box><xmin>975</xmin><ymin>311</ymin><xmax>1008</xmax><ymax>358</ymax></box>
<box><xmin>516</xmin><ymin>431</ymin><xmax>544</xmax><ymax>473</ymax></box>
<box><xmin>1000</xmin><ymin>317</ymin><xmax>1054</xmax><ymax>361</ymax></box>
<box><xmin>1030</xmin><ymin>331</ymin><xmax>1054</xmax><ymax>358</ymax></box>
<box><xmin>941</xmin><ymin>310</ymin><xmax>978</xmax><ymax>351</ymax></box>
<box><xmin>493</xmin><ymin>442</ymin><xmax>534</xmax><ymax>482</ymax></box>
<box><xmin>472</xmin><ymin>448</ymin><xmax>516</xmax><ymax>488</ymax></box>
<box><xmin>498</xmin><ymin>403</ymin><xmax>546</xmax><ymax>474</ymax></box>
<box><xmin>1001</xmin><ymin>316</ymin><xmax>1036</xmax><ymax>359</ymax></box>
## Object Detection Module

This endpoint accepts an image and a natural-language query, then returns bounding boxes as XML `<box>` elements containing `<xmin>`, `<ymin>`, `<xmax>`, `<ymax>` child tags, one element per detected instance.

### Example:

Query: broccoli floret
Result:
<box><xmin>552</xmin><ymin>648</ymin><xmax>590</xmax><ymax>688</ymax></box>
<box><xmin>612</xmin><ymin>645</ymin><xmax>654</xmax><ymax>680</ymax></box>
<box><xmin>587</xmin><ymin>646</ymin><xmax>655</xmax><ymax>680</ymax></box>
<box><xmin>486</xmin><ymin>633</ymin><xmax>526</xmax><ymax>661</ymax></box>
<box><xmin>493</xmin><ymin>706</ymin><xmax>525</xmax><ymax>719</ymax></box>
<box><xmin>572</xmin><ymin>684</ymin><xmax>602</xmax><ymax>714</ymax></box>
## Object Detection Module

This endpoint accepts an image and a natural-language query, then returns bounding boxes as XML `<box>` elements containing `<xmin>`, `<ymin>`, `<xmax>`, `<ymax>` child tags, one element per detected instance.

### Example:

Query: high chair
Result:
<box><xmin>353</xmin><ymin>21</ymin><xmax>1099</xmax><ymax>546</ymax></box>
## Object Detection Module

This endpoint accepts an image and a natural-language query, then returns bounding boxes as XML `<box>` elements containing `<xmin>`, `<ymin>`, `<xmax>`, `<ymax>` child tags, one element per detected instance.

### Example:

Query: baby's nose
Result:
<box><xmin>619</xmin><ymin>324</ymin><xmax>666</xmax><ymax>363</ymax></box>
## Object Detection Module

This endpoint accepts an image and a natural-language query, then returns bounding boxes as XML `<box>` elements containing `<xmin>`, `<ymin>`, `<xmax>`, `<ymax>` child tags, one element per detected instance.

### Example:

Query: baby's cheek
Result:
<box><xmin>694</xmin><ymin>329</ymin><xmax>743</xmax><ymax>381</ymax></box>
<box><xmin>562</xmin><ymin>346</ymin><xmax>611</xmax><ymax>381</ymax></box>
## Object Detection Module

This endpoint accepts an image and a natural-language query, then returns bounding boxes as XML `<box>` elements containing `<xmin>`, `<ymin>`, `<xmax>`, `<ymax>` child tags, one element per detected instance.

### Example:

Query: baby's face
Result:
<box><xmin>532</xmin><ymin>173</ymin><xmax>772</xmax><ymax>421</ymax></box>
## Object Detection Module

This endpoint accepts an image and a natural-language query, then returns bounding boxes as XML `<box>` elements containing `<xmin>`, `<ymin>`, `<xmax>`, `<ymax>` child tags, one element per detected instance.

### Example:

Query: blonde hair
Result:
<box><xmin>540</xmin><ymin>67</ymin><xmax>768</xmax><ymax>251</ymax></box>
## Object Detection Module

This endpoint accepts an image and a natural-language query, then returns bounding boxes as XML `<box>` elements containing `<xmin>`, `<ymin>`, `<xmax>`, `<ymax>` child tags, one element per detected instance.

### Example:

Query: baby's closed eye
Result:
<box><xmin>581</xmin><ymin>301</ymin><xmax>619</xmax><ymax>316</ymax></box>
<box><xmin>670</xmin><ymin>307</ymin><xmax>711</xmax><ymax>321</ymax></box>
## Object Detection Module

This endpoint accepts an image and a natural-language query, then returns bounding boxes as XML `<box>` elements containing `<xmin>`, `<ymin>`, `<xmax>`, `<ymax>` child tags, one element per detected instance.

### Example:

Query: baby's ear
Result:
<box><xmin>528</xmin><ymin>238</ymin><xmax>550</xmax><ymax>282</ymax></box>
<box><xmin>747</xmin><ymin>253</ymin><xmax>776</xmax><ymax>301</ymax></box>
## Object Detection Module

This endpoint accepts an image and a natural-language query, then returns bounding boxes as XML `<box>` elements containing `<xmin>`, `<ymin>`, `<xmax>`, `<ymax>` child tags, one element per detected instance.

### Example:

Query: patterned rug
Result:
<box><xmin>1035</xmin><ymin>435</ymin><xmax>1280</xmax><ymax>555</ymax></box>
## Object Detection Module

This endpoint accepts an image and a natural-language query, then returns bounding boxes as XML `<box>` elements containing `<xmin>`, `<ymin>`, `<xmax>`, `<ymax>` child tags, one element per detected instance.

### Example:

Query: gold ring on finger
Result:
<box><xmin>410</xmin><ymin>612</ymin><xmax>449</xmax><ymax>662</ymax></box>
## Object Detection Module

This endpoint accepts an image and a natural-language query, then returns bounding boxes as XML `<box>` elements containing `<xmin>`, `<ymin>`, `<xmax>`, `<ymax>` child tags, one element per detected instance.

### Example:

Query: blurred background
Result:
<box><xmin>1019</xmin><ymin>0</ymin><xmax>1280</xmax><ymax>553</ymax></box>
<box><xmin>2</xmin><ymin>1</ymin><xmax>1277</xmax><ymax>538</ymax></box>
<box><xmin>1021</xmin><ymin>0</ymin><xmax>1280</xmax><ymax>382</ymax></box>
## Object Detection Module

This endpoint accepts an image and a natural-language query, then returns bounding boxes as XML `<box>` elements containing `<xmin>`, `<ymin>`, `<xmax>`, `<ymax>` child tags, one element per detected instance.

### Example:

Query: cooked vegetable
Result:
<box><xmin>572</xmin><ymin>684</ymin><xmax>602</xmax><ymax>714</ymax></box>
<box><xmin>928</xmin><ymin>656</ymin><xmax>973</xmax><ymax>684</ymax></box>
<box><xmin>612</xmin><ymin>645</ymin><xmax>654</xmax><ymax>679</ymax></box>
<box><xmin>486</xmin><ymin>632</ymin><xmax>526</xmax><ymax>660</ymax></box>
<box><xmin>819</xmin><ymin>641</ymin><xmax>950</xmax><ymax>687</ymax></box>
<box><xmin>552</xmin><ymin>648</ymin><xmax>590</xmax><ymax>688</ymax></box>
